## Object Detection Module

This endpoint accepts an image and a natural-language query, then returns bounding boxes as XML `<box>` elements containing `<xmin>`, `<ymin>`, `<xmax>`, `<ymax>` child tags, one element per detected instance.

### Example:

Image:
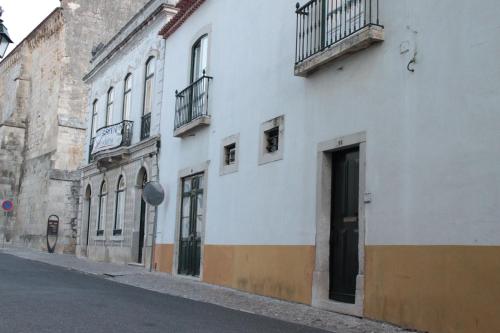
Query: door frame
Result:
<box><xmin>172</xmin><ymin>161</ymin><xmax>210</xmax><ymax>280</ymax></box>
<box><xmin>313</xmin><ymin>131</ymin><xmax>366</xmax><ymax>317</ymax></box>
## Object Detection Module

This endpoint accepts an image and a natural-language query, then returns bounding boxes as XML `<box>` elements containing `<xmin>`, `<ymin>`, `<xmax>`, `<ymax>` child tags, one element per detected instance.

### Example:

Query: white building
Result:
<box><xmin>77</xmin><ymin>0</ymin><xmax>176</xmax><ymax>265</ymax></box>
<box><xmin>151</xmin><ymin>1</ymin><xmax>500</xmax><ymax>333</ymax></box>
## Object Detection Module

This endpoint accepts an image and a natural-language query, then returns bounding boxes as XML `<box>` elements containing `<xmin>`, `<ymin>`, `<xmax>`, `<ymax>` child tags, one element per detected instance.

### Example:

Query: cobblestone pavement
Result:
<box><xmin>0</xmin><ymin>246</ymin><xmax>417</xmax><ymax>333</ymax></box>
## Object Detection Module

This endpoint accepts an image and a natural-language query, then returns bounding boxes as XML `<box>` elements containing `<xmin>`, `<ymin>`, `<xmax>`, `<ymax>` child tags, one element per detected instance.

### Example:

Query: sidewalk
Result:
<box><xmin>0</xmin><ymin>246</ymin><xmax>416</xmax><ymax>333</ymax></box>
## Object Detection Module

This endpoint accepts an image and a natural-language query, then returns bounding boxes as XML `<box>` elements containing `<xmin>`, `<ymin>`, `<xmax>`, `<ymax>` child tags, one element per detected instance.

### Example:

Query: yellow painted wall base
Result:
<box><xmin>154</xmin><ymin>244</ymin><xmax>174</xmax><ymax>273</ymax></box>
<box><xmin>203</xmin><ymin>245</ymin><xmax>315</xmax><ymax>304</ymax></box>
<box><xmin>365</xmin><ymin>245</ymin><xmax>500</xmax><ymax>333</ymax></box>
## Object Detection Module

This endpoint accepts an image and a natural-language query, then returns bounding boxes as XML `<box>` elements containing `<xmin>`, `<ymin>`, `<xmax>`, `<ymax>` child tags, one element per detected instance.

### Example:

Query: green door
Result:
<box><xmin>178</xmin><ymin>174</ymin><xmax>204</xmax><ymax>276</ymax></box>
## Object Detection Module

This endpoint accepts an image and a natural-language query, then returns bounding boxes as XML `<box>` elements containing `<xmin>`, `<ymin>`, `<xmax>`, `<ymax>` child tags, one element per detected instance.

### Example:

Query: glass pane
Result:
<box><xmin>125</xmin><ymin>75</ymin><xmax>132</xmax><ymax>90</ymax></box>
<box><xmin>92</xmin><ymin>113</ymin><xmax>97</xmax><ymax>137</ymax></box>
<box><xmin>144</xmin><ymin>78</ymin><xmax>153</xmax><ymax>115</ymax></box>
<box><xmin>118</xmin><ymin>177</ymin><xmax>125</xmax><ymax>190</ymax></box>
<box><xmin>147</xmin><ymin>58</ymin><xmax>155</xmax><ymax>76</ymax></box>
<box><xmin>118</xmin><ymin>192</ymin><xmax>125</xmax><ymax>229</ymax></box>
<box><xmin>183</xmin><ymin>179</ymin><xmax>191</xmax><ymax>194</ymax></box>
<box><xmin>100</xmin><ymin>196</ymin><xmax>106</xmax><ymax>229</ymax></box>
<box><xmin>197</xmin><ymin>175</ymin><xmax>204</xmax><ymax>190</ymax></box>
<box><xmin>101</xmin><ymin>182</ymin><xmax>107</xmax><ymax>194</ymax></box>
<box><xmin>108</xmin><ymin>88</ymin><xmax>114</xmax><ymax>102</ymax></box>
<box><xmin>181</xmin><ymin>218</ymin><xmax>190</xmax><ymax>238</ymax></box>
<box><xmin>182</xmin><ymin>197</ymin><xmax>191</xmax><ymax>219</ymax></box>
<box><xmin>196</xmin><ymin>192</ymin><xmax>203</xmax><ymax>215</ymax></box>
<box><xmin>107</xmin><ymin>104</ymin><xmax>113</xmax><ymax>125</ymax></box>
<box><xmin>200</xmin><ymin>36</ymin><xmax>208</xmax><ymax>75</ymax></box>
<box><xmin>123</xmin><ymin>92</ymin><xmax>131</xmax><ymax>121</ymax></box>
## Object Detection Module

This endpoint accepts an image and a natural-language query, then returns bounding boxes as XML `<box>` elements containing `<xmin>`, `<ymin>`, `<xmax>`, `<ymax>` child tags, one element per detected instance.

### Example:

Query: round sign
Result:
<box><xmin>1</xmin><ymin>200</ymin><xmax>14</xmax><ymax>212</ymax></box>
<box><xmin>142</xmin><ymin>182</ymin><xmax>165</xmax><ymax>206</ymax></box>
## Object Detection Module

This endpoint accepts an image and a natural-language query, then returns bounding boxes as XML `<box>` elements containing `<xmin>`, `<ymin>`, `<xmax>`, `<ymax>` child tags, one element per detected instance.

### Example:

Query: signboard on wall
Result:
<box><xmin>92</xmin><ymin>122</ymin><xmax>123</xmax><ymax>154</ymax></box>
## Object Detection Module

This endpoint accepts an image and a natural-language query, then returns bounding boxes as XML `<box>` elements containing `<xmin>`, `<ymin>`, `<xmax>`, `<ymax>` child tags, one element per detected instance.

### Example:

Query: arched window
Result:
<box><xmin>190</xmin><ymin>34</ymin><xmax>208</xmax><ymax>82</ymax></box>
<box><xmin>91</xmin><ymin>99</ymin><xmax>98</xmax><ymax>138</ymax></box>
<box><xmin>113</xmin><ymin>176</ymin><xmax>126</xmax><ymax>236</ymax></box>
<box><xmin>97</xmin><ymin>180</ymin><xmax>107</xmax><ymax>236</ymax></box>
<box><xmin>122</xmin><ymin>74</ymin><xmax>132</xmax><ymax>121</ymax></box>
<box><xmin>84</xmin><ymin>185</ymin><xmax>92</xmax><ymax>247</ymax></box>
<box><xmin>143</xmin><ymin>57</ymin><xmax>155</xmax><ymax>116</ymax></box>
<box><xmin>106</xmin><ymin>87</ymin><xmax>114</xmax><ymax>126</ymax></box>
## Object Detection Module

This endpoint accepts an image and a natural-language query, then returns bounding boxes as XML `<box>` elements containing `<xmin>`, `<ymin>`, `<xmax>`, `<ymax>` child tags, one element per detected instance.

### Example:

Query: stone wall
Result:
<box><xmin>0</xmin><ymin>0</ymin><xmax>152</xmax><ymax>253</ymax></box>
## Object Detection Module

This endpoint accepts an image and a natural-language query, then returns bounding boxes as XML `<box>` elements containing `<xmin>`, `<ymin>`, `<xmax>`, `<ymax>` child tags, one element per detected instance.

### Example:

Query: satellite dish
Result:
<box><xmin>142</xmin><ymin>181</ymin><xmax>165</xmax><ymax>206</ymax></box>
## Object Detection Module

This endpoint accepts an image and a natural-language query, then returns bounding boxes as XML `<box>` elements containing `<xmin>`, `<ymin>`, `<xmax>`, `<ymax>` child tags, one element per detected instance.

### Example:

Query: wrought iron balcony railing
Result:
<box><xmin>90</xmin><ymin>120</ymin><xmax>133</xmax><ymax>158</ymax></box>
<box><xmin>174</xmin><ymin>72</ymin><xmax>213</xmax><ymax>130</ymax></box>
<box><xmin>141</xmin><ymin>113</ymin><xmax>151</xmax><ymax>140</ymax></box>
<box><xmin>295</xmin><ymin>0</ymin><xmax>381</xmax><ymax>64</ymax></box>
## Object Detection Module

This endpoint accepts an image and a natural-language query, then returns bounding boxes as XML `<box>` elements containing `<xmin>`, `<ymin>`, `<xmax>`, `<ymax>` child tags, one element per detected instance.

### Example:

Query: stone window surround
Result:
<box><xmin>172</xmin><ymin>160</ymin><xmax>210</xmax><ymax>280</ymax></box>
<box><xmin>313</xmin><ymin>131</ymin><xmax>366</xmax><ymax>317</ymax></box>
<box><xmin>220</xmin><ymin>133</ymin><xmax>239</xmax><ymax>176</ymax></box>
<box><xmin>258</xmin><ymin>115</ymin><xmax>285</xmax><ymax>165</ymax></box>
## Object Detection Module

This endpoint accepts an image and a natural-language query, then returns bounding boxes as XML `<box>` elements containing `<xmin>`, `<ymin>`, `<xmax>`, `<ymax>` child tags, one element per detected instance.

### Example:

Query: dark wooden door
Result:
<box><xmin>138</xmin><ymin>198</ymin><xmax>146</xmax><ymax>263</ymax></box>
<box><xmin>178</xmin><ymin>174</ymin><xmax>203</xmax><ymax>277</ymax></box>
<box><xmin>329</xmin><ymin>147</ymin><xmax>360</xmax><ymax>304</ymax></box>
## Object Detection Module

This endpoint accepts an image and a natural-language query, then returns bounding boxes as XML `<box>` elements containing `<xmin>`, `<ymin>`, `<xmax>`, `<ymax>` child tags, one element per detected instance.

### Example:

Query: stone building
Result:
<box><xmin>146</xmin><ymin>0</ymin><xmax>499</xmax><ymax>332</ymax></box>
<box><xmin>0</xmin><ymin>0</ymin><xmax>151</xmax><ymax>253</ymax></box>
<box><xmin>77</xmin><ymin>0</ymin><xmax>176</xmax><ymax>265</ymax></box>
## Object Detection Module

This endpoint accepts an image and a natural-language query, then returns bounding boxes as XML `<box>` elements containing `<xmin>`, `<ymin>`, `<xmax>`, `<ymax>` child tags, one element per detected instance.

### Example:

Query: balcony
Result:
<box><xmin>141</xmin><ymin>113</ymin><xmax>151</xmax><ymax>140</ymax></box>
<box><xmin>174</xmin><ymin>72</ymin><xmax>213</xmax><ymax>138</ymax></box>
<box><xmin>89</xmin><ymin>120</ymin><xmax>133</xmax><ymax>168</ymax></box>
<box><xmin>294</xmin><ymin>0</ymin><xmax>384</xmax><ymax>76</ymax></box>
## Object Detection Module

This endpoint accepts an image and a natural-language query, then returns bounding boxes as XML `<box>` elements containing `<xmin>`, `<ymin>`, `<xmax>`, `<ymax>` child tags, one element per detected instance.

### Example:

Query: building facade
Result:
<box><xmin>149</xmin><ymin>1</ymin><xmax>500</xmax><ymax>333</ymax></box>
<box><xmin>77</xmin><ymin>1</ymin><xmax>176</xmax><ymax>265</ymax></box>
<box><xmin>0</xmin><ymin>0</ymin><xmax>152</xmax><ymax>253</ymax></box>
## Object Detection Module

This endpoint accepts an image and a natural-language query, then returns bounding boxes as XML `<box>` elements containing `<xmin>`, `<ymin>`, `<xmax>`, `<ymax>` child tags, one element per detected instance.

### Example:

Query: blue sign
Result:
<box><xmin>1</xmin><ymin>200</ymin><xmax>13</xmax><ymax>212</ymax></box>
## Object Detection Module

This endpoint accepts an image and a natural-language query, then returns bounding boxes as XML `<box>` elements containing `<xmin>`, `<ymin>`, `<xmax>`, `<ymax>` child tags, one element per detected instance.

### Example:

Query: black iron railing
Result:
<box><xmin>295</xmin><ymin>0</ymin><xmax>381</xmax><ymax>64</ymax></box>
<box><xmin>174</xmin><ymin>72</ymin><xmax>213</xmax><ymax>130</ymax></box>
<box><xmin>141</xmin><ymin>113</ymin><xmax>151</xmax><ymax>140</ymax></box>
<box><xmin>90</xmin><ymin>120</ymin><xmax>133</xmax><ymax>158</ymax></box>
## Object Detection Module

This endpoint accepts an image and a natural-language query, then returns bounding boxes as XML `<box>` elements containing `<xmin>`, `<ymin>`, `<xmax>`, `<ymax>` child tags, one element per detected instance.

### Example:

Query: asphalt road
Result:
<box><xmin>0</xmin><ymin>253</ymin><xmax>329</xmax><ymax>333</ymax></box>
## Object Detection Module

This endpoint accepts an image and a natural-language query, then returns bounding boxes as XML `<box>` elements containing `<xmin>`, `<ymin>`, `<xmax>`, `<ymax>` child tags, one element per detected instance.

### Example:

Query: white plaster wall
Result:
<box><xmin>157</xmin><ymin>0</ymin><xmax>500</xmax><ymax>246</ymax></box>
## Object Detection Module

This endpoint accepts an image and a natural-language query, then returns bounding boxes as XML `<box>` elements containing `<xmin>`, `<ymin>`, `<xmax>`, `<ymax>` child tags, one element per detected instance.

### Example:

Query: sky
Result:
<box><xmin>1</xmin><ymin>0</ymin><xmax>60</xmax><ymax>56</ymax></box>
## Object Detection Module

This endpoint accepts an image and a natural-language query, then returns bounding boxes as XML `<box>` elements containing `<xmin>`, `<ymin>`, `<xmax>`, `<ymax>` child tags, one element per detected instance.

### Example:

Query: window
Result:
<box><xmin>220</xmin><ymin>134</ymin><xmax>239</xmax><ymax>175</ymax></box>
<box><xmin>259</xmin><ymin>115</ymin><xmax>284</xmax><ymax>165</ymax></box>
<box><xmin>190</xmin><ymin>34</ymin><xmax>208</xmax><ymax>82</ymax></box>
<box><xmin>265</xmin><ymin>127</ymin><xmax>279</xmax><ymax>153</ymax></box>
<box><xmin>91</xmin><ymin>99</ymin><xmax>98</xmax><ymax>138</ymax></box>
<box><xmin>97</xmin><ymin>180</ymin><xmax>107</xmax><ymax>236</ymax></box>
<box><xmin>122</xmin><ymin>74</ymin><xmax>132</xmax><ymax>121</ymax></box>
<box><xmin>113</xmin><ymin>176</ymin><xmax>125</xmax><ymax>236</ymax></box>
<box><xmin>143</xmin><ymin>57</ymin><xmax>155</xmax><ymax>116</ymax></box>
<box><xmin>106</xmin><ymin>88</ymin><xmax>114</xmax><ymax>126</ymax></box>
<box><xmin>225</xmin><ymin>144</ymin><xmax>236</xmax><ymax>165</ymax></box>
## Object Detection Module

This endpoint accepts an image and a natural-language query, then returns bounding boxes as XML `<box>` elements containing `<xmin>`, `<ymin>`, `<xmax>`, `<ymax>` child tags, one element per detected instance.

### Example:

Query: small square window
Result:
<box><xmin>224</xmin><ymin>143</ymin><xmax>236</xmax><ymax>165</ymax></box>
<box><xmin>220</xmin><ymin>134</ymin><xmax>239</xmax><ymax>176</ymax></box>
<box><xmin>265</xmin><ymin>127</ymin><xmax>279</xmax><ymax>153</ymax></box>
<box><xmin>259</xmin><ymin>115</ymin><xmax>284</xmax><ymax>165</ymax></box>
